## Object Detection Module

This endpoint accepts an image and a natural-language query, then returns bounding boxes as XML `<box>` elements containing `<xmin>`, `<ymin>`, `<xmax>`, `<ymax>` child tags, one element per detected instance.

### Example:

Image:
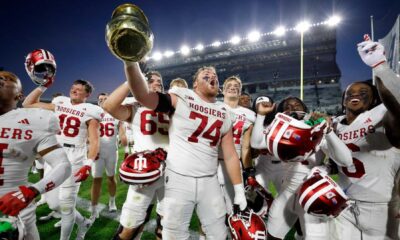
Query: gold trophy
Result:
<box><xmin>106</xmin><ymin>3</ymin><xmax>154</xmax><ymax>62</ymax></box>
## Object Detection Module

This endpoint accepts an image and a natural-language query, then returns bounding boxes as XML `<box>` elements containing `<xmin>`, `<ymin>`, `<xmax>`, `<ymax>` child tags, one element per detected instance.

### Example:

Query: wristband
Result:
<box><xmin>38</xmin><ymin>86</ymin><xmax>47</xmax><ymax>92</ymax></box>
<box><xmin>83</xmin><ymin>158</ymin><xmax>94</xmax><ymax>167</ymax></box>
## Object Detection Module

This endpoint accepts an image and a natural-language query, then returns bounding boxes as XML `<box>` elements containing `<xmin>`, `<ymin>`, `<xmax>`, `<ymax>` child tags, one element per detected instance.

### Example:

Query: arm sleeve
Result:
<box><xmin>250</xmin><ymin>114</ymin><xmax>267</xmax><ymax>149</ymax></box>
<box><xmin>32</xmin><ymin>147</ymin><xmax>72</xmax><ymax>194</ymax></box>
<box><xmin>320</xmin><ymin>131</ymin><xmax>353</xmax><ymax>167</ymax></box>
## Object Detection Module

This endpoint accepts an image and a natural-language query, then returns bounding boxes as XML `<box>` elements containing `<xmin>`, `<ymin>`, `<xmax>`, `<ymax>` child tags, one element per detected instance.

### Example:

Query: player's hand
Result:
<box><xmin>0</xmin><ymin>186</ymin><xmax>38</xmax><ymax>216</ymax></box>
<box><xmin>233</xmin><ymin>184</ymin><xmax>247</xmax><ymax>211</ymax></box>
<box><xmin>307</xmin><ymin>166</ymin><xmax>329</xmax><ymax>179</ymax></box>
<box><xmin>74</xmin><ymin>165</ymin><xmax>91</xmax><ymax>182</ymax></box>
<box><xmin>257</xmin><ymin>102</ymin><xmax>276</xmax><ymax>116</ymax></box>
<box><xmin>43</xmin><ymin>76</ymin><xmax>55</xmax><ymax>88</ymax></box>
<box><xmin>357</xmin><ymin>34</ymin><xmax>386</xmax><ymax>68</ymax></box>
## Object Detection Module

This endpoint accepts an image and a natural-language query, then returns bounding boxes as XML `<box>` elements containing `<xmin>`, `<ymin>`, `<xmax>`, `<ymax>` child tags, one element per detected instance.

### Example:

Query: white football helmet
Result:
<box><xmin>25</xmin><ymin>49</ymin><xmax>56</xmax><ymax>86</ymax></box>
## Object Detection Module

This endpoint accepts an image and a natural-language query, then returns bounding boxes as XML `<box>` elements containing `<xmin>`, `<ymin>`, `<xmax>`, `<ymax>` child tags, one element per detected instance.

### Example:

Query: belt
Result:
<box><xmin>271</xmin><ymin>160</ymin><xmax>281</xmax><ymax>164</ymax></box>
<box><xmin>63</xmin><ymin>143</ymin><xmax>75</xmax><ymax>148</ymax></box>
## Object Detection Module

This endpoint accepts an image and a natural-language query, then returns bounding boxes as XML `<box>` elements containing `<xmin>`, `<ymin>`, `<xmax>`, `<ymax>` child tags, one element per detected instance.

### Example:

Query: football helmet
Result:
<box><xmin>119</xmin><ymin>148</ymin><xmax>167</xmax><ymax>185</ymax></box>
<box><xmin>298</xmin><ymin>171</ymin><xmax>348</xmax><ymax>217</ymax></box>
<box><xmin>228</xmin><ymin>207</ymin><xmax>267</xmax><ymax>240</ymax></box>
<box><xmin>245</xmin><ymin>178</ymin><xmax>274</xmax><ymax>218</ymax></box>
<box><xmin>265</xmin><ymin>112</ymin><xmax>327</xmax><ymax>162</ymax></box>
<box><xmin>25</xmin><ymin>49</ymin><xmax>56</xmax><ymax>86</ymax></box>
<box><xmin>0</xmin><ymin>214</ymin><xmax>25</xmax><ymax>240</ymax></box>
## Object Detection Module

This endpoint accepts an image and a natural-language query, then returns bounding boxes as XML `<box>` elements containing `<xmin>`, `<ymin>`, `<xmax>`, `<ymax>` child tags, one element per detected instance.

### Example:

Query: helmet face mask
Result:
<box><xmin>25</xmin><ymin>49</ymin><xmax>57</xmax><ymax>86</ymax></box>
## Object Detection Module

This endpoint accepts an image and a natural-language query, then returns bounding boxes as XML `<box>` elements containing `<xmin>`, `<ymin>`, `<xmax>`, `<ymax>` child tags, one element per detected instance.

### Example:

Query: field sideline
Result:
<box><xmin>29</xmin><ymin>148</ymin><xmax>299</xmax><ymax>239</ymax></box>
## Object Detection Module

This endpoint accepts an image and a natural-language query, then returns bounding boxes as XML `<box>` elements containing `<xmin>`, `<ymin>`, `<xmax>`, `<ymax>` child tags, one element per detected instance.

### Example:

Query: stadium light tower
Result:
<box><xmin>180</xmin><ymin>45</ymin><xmax>190</xmax><ymax>56</ymax></box>
<box><xmin>296</xmin><ymin>21</ymin><xmax>311</xmax><ymax>100</ymax></box>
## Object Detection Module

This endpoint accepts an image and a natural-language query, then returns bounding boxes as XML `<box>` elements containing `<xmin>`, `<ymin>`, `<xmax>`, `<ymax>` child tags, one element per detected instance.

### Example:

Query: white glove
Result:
<box><xmin>233</xmin><ymin>184</ymin><xmax>247</xmax><ymax>211</ymax></box>
<box><xmin>357</xmin><ymin>34</ymin><xmax>386</xmax><ymax>68</ymax></box>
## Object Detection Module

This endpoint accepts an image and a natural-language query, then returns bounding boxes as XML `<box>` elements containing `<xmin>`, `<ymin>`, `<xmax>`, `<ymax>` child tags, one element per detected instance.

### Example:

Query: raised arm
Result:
<box><xmin>124</xmin><ymin>62</ymin><xmax>159</xmax><ymax>109</ymax></box>
<box><xmin>22</xmin><ymin>87</ymin><xmax>55</xmax><ymax>111</ymax></box>
<box><xmin>357</xmin><ymin>37</ymin><xmax>400</xmax><ymax>147</ymax></box>
<box><xmin>102</xmin><ymin>83</ymin><xmax>133</xmax><ymax>122</ymax></box>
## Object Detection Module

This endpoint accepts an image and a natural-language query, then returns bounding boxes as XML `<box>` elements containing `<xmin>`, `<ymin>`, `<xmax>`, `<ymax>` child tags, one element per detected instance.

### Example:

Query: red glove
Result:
<box><xmin>43</xmin><ymin>76</ymin><xmax>55</xmax><ymax>88</ymax></box>
<box><xmin>74</xmin><ymin>165</ymin><xmax>91</xmax><ymax>182</ymax></box>
<box><xmin>0</xmin><ymin>186</ymin><xmax>38</xmax><ymax>216</ymax></box>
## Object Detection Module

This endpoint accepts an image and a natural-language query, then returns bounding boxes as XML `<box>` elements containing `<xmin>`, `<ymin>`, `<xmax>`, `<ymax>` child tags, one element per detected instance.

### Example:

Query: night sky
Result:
<box><xmin>1</xmin><ymin>0</ymin><xmax>399</xmax><ymax>101</ymax></box>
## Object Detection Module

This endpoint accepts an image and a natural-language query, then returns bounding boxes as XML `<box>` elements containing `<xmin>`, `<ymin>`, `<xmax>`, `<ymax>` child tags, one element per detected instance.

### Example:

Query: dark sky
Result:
<box><xmin>1</xmin><ymin>0</ymin><xmax>399</xmax><ymax>100</ymax></box>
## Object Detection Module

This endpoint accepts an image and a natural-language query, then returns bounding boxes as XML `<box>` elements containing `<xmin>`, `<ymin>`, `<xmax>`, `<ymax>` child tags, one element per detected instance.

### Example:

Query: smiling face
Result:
<box><xmin>193</xmin><ymin>67</ymin><xmax>219</xmax><ymax>98</ymax></box>
<box><xmin>69</xmin><ymin>83</ymin><xmax>89</xmax><ymax>103</ymax></box>
<box><xmin>223</xmin><ymin>78</ymin><xmax>242</xmax><ymax>100</ymax></box>
<box><xmin>343</xmin><ymin>82</ymin><xmax>373</xmax><ymax>116</ymax></box>
<box><xmin>283</xmin><ymin>98</ymin><xmax>305</xmax><ymax>112</ymax></box>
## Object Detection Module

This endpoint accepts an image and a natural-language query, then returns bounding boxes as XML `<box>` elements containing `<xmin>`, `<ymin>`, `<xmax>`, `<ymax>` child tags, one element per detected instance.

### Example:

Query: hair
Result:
<box><xmin>223</xmin><ymin>75</ymin><xmax>242</xmax><ymax>92</ymax></box>
<box><xmin>73</xmin><ymin>79</ymin><xmax>94</xmax><ymax>94</ymax></box>
<box><xmin>97</xmin><ymin>92</ymin><xmax>108</xmax><ymax>98</ymax></box>
<box><xmin>252</xmin><ymin>95</ymin><xmax>276</xmax><ymax>126</ymax></box>
<box><xmin>192</xmin><ymin>66</ymin><xmax>216</xmax><ymax>88</ymax></box>
<box><xmin>276</xmin><ymin>96</ymin><xmax>308</xmax><ymax>113</ymax></box>
<box><xmin>240</xmin><ymin>92</ymin><xmax>251</xmax><ymax>98</ymax></box>
<box><xmin>169</xmin><ymin>78</ymin><xmax>188</xmax><ymax>89</ymax></box>
<box><xmin>0</xmin><ymin>71</ymin><xmax>22</xmax><ymax>92</ymax></box>
<box><xmin>145</xmin><ymin>71</ymin><xmax>162</xmax><ymax>81</ymax></box>
<box><xmin>341</xmin><ymin>80</ymin><xmax>382</xmax><ymax>114</ymax></box>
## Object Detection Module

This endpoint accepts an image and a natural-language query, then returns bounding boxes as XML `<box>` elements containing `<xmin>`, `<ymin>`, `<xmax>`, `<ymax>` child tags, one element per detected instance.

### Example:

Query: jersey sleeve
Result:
<box><xmin>85</xmin><ymin>104</ymin><xmax>103</xmax><ymax>122</ymax></box>
<box><xmin>168</xmin><ymin>86</ymin><xmax>191</xmax><ymax>102</ymax></box>
<box><xmin>37</xmin><ymin>111</ymin><xmax>62</xmax><ymax>152</ymax></box>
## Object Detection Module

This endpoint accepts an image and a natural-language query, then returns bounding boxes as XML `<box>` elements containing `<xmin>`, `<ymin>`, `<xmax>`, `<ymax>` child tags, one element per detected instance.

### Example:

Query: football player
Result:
<box><xmin>168</xmin><ymin>77</ymin><xmax>188</xmax><ymax>90</ymax></box>
<box><xmin>119</xmin><ymin>61</ymin><xmax>247</xmax><ymax>239</ymax></box>
<box><xmin>90</xmin><ymin>93</ymin><xmax>123</xmax><ymax>219</ymax></box>
<box><xmin>0</xmin><ymin>70</ymin><xmax>71</xmax><ymax>240</ymax></box>
<box><xmin>251</xmin><ymin>96</ymin><xmax>353</xmax><ymax>240</ymax></box>
<box><xmin>330</xmin><ymin>36</ymin><xmax>400</xmax><ymax>240</ymax></box>
<box><xmin>217</xmin><ymin>75</ymin><xmax>256</xmax><ymax>214</ymax></box>
<box><xmin>102</xmin><ymin>71</ymin><xmax>169</xmax><ymax>240</ymax></box>
<box><xmin>23</xmin><ymin>50</ymin><xmax>102</xmax><ymax>240</ymax></box>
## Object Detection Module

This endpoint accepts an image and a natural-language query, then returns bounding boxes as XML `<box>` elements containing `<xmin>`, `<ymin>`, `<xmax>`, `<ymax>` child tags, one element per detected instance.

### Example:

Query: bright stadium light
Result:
<box><xmin>152</xmin><ymin>51</ymin><xmax>163</xmax><ymax>61</ymax></box>
<box><xmin>247</xmin><ymin>30</ymin><xmax>261</xmax><ymax>42</ymax></box>
<box><xmin>274</xmin><ymin>26</ymin><xmax>286</xmax><ymax>36</ymax></box>
<box><xmin>164</xmin><ymin>50</ymin><xmax>174</xmax><ymax>58</ymax></box>
<box><xmin>180</xmin><ymin>45</ymin><xmax>190</xmax><ymax>55</ymax></box>
<box><xmin>296</xmin><ymin>21</ymin><xmax>311</xmax><ymax>33</ymax></box>
<box><xmin>327</xmin><ymin>15</ymin><xmax>341</xmax><ymax>26</ymax></box>
<box><xmin>212</xmin><ymin>41</ymin><xmax>221</xmax><ymax>47</ymax></box>
<box><xmin>195</xmin><ymin>43</ymin><xmax>204</xmax><ymax>51</ymax></box>
<box><xmin>230</xmin><ymin>36</ymin><xmax>241</xmax><ymax>45</ymax></box>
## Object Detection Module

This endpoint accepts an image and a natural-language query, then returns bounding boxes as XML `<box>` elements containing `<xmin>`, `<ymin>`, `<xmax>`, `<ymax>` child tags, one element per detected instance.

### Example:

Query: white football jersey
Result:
<box><xmin>225</xmin><ymin>105</ymin><xmax>255</xmax><ymax>156</ymax></box>
<box><xmin>168</xmin><ymin>88</ymin><xmax>233</xmax><ymax>177</ymax></box>
<box><xmin>52</xmin><ymin>96</ymin><xmax>102</xmax><ymax>147</ymax></box>
<box><xmin>0</xmin><ymin>108</ymin><xmax>60</xmax><ymax>194</ymax></box>
<box><xmin>129</xmin><ymin>101</ymin><xmax>169</xmax><ymax>152</ymax></box>
<box><xmin>99</xmin><ymin>112</ymin><xmax>119</xmax><ymax>151</ymax></box>
<box><xmin>334</xmin><ymin>104</ymin><xmax>400</xmax><ymax>202</ymax></box>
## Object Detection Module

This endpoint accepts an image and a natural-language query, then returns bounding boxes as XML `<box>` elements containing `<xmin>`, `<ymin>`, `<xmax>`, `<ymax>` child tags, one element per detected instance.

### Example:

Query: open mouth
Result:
<box><xmin>350</xmin><ymin>98</ymin><xmax>360</xmax><ymax>104</ymax></box>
